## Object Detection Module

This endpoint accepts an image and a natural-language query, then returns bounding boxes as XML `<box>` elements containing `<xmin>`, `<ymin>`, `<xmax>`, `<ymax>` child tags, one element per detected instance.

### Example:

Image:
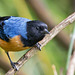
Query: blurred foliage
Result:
<box><xmin>0</xmin><ymin>0</ymin><xmax>74</xmax><ymax>75</ymax></box>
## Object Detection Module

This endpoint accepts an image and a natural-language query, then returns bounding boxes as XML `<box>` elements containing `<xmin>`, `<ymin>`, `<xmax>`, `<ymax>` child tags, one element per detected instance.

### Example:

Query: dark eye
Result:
<box><xmin>36</xmin><ymin>26</ymin><xmax>43</xmax><ymax>30</ymax></box>
<box><xmin>39</xmin><ymin>26</ymin><xmax>43</xmax><ymax>30</ymax></box>
<box><xmin>36</xmin><ymin>27</ymin><xmax>39</xmax><ymax>30</ymax></box>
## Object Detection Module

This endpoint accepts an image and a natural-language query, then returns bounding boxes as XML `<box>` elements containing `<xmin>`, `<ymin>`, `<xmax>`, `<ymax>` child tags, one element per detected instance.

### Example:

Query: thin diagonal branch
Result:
<box><xmin>6</xmin><ymin>12</ymin><xmax>75</xmax><ymax>75</ymax></box>
<box><xmin>67</xmin><ymin>51</ymin><xmax>75</xmax><ymax>75</ymax></box>
<box><xmin>0</xmin><ymin>56</ymin><xmax>25</xmax><ymax>75</ymax></box>
<box><xmin>27</xmin><ymin>0</ymin><xmax>73</xmax><ymax>49</ymax></box>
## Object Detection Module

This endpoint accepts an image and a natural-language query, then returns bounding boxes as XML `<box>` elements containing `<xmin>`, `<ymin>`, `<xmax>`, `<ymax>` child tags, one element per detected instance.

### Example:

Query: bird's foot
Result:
<box><xmin>35</xmin><ymin>43</ymin><xmax>41</xmax><ymax>51</ymax></box>
<box><xmin>11</xmin><ymin>61</ymin><xmax>19</xmax><ymax>71</ymax></box>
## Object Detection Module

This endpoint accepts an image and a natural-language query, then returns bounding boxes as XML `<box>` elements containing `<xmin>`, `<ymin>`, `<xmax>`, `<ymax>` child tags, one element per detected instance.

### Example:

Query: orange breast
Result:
<box><xmin>0</xmin><ymin>35</ymin><xmax>31</xmax><ymax>52</ymax></box>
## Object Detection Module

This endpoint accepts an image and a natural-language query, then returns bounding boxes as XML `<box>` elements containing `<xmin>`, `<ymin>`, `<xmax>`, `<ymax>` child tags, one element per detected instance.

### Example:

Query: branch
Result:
<box><xmin>27</xmin><ymin>0</ymin><xmax>73</xmax><ymax>49</ymax></box>
<box><xmin>52</xmin><ymin>64</ymin><xmax>58</xmax><ymax>75</ymax></box>
<box><xmin>5</xmin><ymin>12</ymin><xmax>75</xmax><ymax>75</ymax></box>
<box><xmin>0</xmin><ymin>56</ymin><xmax>25</xmax><ymax>75</ymax></box>
<box><xmin>67</xmin><ymin>51</ymin><xmax>75</xmax><ymax>75</ymax></box>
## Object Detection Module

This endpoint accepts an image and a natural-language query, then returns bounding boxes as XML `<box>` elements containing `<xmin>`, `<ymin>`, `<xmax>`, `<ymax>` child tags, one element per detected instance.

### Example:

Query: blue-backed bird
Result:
<box><xmin>0</xmin><ymin>16</ymin><xmax>49</xmax><ymax>70</ymax></box>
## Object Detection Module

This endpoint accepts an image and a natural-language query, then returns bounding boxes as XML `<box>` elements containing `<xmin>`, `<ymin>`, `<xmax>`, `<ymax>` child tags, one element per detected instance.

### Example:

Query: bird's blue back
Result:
<box><xmin>3</xmin><ymin>16</ymin><xmax>31</xmax><ymax>39</ymax></box>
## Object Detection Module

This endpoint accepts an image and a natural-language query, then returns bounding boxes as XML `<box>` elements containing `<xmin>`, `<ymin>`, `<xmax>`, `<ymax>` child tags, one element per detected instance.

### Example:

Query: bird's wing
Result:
<box><xmin>0</xmin><ymin>16</ymin><xmax>30</xmax><ymax>42</ymax></box>
<box><xmin>0</xmin><ymin>16</ymin><xmax>11</xmax><ymax>41</ymax></box>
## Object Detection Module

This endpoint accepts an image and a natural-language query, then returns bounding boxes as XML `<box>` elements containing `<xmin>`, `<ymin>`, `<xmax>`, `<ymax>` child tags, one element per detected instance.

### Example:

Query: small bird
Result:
<box><xmin>0</xmin><ymin>16</ymin><xmax>49</xmax><ymax>70</ymax></box>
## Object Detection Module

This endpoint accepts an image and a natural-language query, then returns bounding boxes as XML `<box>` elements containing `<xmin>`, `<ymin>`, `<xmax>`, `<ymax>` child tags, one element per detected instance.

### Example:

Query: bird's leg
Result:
<box><xmin>6</xmin><ymin>52</ymin><xmax>18</xmax><ymax>71</ymax></box>
<box><xmin>35</xmin><ymin>42</ymin><xmax>41</xmax><ymax>51</ymax></box>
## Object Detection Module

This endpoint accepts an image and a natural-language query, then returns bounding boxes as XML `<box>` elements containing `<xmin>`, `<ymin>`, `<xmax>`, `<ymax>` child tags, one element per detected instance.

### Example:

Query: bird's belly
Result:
<box><xmin>0</xmin><ymin>35</ymin><xmax>31</xmax><ymax>51</ymax></box>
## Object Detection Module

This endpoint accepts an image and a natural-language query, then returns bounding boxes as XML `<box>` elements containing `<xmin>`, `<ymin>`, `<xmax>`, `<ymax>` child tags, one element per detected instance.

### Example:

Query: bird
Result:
<box><xmin>0</xmin><ymin>16</ymin><xmax>49</xmax><ymax>70</ymax></box>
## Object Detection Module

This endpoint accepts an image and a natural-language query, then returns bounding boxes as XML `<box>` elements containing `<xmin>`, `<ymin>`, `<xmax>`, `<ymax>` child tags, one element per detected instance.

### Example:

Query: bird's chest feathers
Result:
<box><xmin>0</xmin><ymin>35</ymin><xmax>30</xmax><ymax>51</ymax></box>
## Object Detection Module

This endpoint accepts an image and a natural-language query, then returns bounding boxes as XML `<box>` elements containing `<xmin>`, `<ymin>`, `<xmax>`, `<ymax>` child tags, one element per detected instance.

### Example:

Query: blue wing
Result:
<box><xmin>0</xmin><ymin>16</ymin><xmax>11</xmax><ymax>41</ymax></box>
<box><xmin>3</xmin><ymin>16</ymin><xmax>31</xmax><ymax>40</ymax></box>
<box><xmin>0</xmin><ymin>16</ymin><xmax>31</xmax><ymax>41</ymax></box>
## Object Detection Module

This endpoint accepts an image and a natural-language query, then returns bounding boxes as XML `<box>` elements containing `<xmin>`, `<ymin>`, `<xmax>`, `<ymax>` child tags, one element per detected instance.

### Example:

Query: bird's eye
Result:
<box><xmin>36</xmin><ymin>27</ymin><xmax>39</xmax><ymax>30</ymax></box>
<box><xmin>36</xmin><ymin>26</ymin><xmax>43</xmax><ymax>30</ymax></box>
<box><xmin>39</xmin><ymin>26</ymin><xmax>43</xmax><ymax>30</ymax></box>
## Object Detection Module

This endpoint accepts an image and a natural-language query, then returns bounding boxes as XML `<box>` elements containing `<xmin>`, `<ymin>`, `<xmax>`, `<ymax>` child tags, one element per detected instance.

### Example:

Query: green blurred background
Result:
<box><xmin>0</xmin><ymin>0</ymin><xmax>74</xmax><ymax>75</ymax></box>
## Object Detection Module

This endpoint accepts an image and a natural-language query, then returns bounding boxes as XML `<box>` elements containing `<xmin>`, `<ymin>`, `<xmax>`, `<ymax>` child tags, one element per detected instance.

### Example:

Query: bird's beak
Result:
<box><xmin>44</xmin><ymin>29</ymin><xmax>50</xmax><ymax>34</ymax></box>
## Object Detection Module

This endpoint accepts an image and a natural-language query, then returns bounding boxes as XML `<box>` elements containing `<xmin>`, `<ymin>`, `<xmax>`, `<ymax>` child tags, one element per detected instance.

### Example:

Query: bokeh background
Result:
<box><xmin>0</xmin><ymin>0</ymin><xmax>74</xmax><ymax>75</ymax></box>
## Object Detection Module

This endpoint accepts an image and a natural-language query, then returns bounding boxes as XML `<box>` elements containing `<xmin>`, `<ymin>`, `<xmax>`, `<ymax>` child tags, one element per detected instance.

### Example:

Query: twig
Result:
<box><xmin>67</xmin><ymin>51</ymin><xmax>75</xmax><ymax>75</ymax></box>
<box><xmin>5</xmin><ymin>12</ymin><xmax>75</xmax><ymax>75</ymax></box>
<box><xmin>0</xmin><ymin>56</ymin><xmax>25</xmax><ymax>75</ymax></box>
<box><xmin>66</xmin><ymin>24</ymin><xmax>75</xmax><ymax>75</ymax></box>
<box><xmin>27</xmin><ymin>0</ymin><xmax>73</xmax><ymax>49</ymax></box>
<box><xmin>59</xmin><ymin>68</ymin><xmax>63</xmax><ymax>75</ymax></box>
<box><xmin>52</xmin><ymin>64</ymin><xmax>58</xmax><ymax>75</ymax></box>
<box><xmin>66</xmin><ymin>24</ymin><xmax>75</xmax><ymax>70</ymax></box>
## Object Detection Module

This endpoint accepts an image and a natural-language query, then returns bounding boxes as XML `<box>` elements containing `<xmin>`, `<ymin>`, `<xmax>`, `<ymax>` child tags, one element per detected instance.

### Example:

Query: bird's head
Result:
<box><xmin>27</xmin><ymin>20</ymin><xmax>49</xmax><ymax>41</ymax></box>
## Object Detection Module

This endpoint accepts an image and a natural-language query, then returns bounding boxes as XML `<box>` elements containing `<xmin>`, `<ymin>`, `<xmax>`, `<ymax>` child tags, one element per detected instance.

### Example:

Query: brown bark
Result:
<box><xmin>5</xmin><ymin>12</ymin><xmax>75</xmax><ymax>75</ymax></box>
<box><xmin>27</xmin><ymin>0</ymin><xmax>74</xmax><ymax>49</ymax></box>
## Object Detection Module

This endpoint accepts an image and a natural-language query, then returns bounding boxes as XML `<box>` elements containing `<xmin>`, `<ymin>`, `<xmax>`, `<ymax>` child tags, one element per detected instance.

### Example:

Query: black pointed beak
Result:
<box><xmin>44</xmin><ymin>29</ymin><xmax>50</xmax><ymax>34</ymax></box>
